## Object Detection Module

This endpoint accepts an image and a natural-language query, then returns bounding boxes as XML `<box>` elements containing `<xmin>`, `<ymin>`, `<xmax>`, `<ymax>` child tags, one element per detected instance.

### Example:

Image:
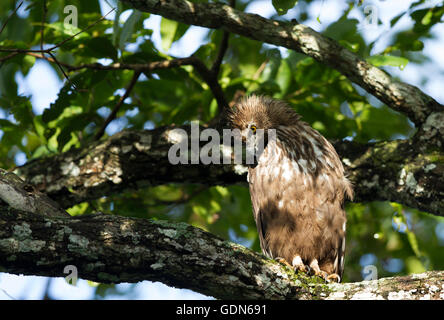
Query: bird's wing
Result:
<box><xmin>336</xmin><ymin>226</ymin><xmax>346</xmax><ymax>280</ymax></box>
<box><xmin>248</xmin><ymin>169</ymin><xmax>272</xmax><ymax>258</ymax></box>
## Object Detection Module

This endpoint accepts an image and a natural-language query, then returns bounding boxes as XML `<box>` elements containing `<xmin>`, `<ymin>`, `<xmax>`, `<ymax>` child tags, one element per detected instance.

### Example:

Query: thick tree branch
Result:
<box><xmin>0</xmin><ymin>169</ymin><xmax>69</xmax><ymax>218</ymax></box>
<box><xmin>120</xmin><ymin>0</ymin><xmax>443</xmax><ymax>126</ymax></box>
<box><xmin>15</xmin><ymin>126</ymin><xmax>444</xmax><ymax>216</ymax></box>
<box><xmin>1</xmin><ymin>207</ymin><xmax>443</xmax><ymax>300</ymax></box>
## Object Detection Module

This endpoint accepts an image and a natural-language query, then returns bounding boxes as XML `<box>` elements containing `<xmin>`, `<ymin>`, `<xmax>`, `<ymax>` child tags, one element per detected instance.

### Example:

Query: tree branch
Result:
<box><xmin>0</xmin><ymin>1</ymin><xmax>23</xmax><ymax>37</ymax></box>
<box><xmin>209</xmin><ymin>0</ymin><xmax>235</xmax><ymax>78</ymax></box>
<box><xmin>22</xmin><ymin>53</ymin><xmax>228</xmax><ymax>117</ymax></box>
<box><xmin>15</xmin><ymin>126</ymin><xmax>444</xmax><ymax>216</ymax></box>
<box><xmin>1</xmin><ymin>207</ymin><xmax>443</xmax><ymax>300</ymax></box>
<box><xmin>119</xmin><ymin>0</ymin><xmax>443</xmax><ymax>127</ymax></box>
<box><xmin>0</xmin><ymin>168</ymin><xmax>69</xmax><ymax>218</ymax></box>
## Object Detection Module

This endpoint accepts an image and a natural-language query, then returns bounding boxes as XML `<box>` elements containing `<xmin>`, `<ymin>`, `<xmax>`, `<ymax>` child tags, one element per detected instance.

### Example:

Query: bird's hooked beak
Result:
<box><xmin>243</xmin><ymin>128</ymin><xmax>271</xmax><ymax>167</ymax></box>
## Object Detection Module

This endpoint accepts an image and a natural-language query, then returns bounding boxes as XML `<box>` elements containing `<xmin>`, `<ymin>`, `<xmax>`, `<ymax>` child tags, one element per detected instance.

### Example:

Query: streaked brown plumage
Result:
<box><xmin>228</xmin><ymin>95</ymin><xmax>353</xmax><ymax>281</ymax></box>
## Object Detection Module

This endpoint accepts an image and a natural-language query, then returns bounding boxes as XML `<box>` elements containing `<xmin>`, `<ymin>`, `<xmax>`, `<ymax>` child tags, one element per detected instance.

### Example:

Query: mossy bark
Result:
<box><xmin>16</xmin><ymin>127</ymin><xmax>444</xmax><ymax>216</ymax></box>
<box><xmin>1</xmin><ymin>208</ymin><xmax>443</xmax><ymax>300</ymax></box>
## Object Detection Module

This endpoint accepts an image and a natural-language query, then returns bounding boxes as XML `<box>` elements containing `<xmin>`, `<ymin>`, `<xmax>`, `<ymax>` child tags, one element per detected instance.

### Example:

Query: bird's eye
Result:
<box><xmin>250</xmin><ymin>125</ymin><xmax>257</xmax><ymax>134</ymax></box>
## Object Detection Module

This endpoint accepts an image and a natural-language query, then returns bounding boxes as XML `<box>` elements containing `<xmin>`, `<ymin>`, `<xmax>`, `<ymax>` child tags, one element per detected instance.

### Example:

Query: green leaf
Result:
<box><xmin>272</xmin><ymin>0</ymin><xmax>298</xmax><ymax>16</ymax></box>
<box><xmin>31</xmin><ymin>145</ymin><xmax>51</xmax><ymax>159</ymax></box>
<box><xmin>45</xmin><ymin>21</ymin><xmax>89</xmax><ymax>39</ymax></box>
<box><xmin>0</xmin><ymin>64</ymin><xmax>18</xmax><ymax>98</ymax></box>
<box><xmin>21</xmin><ymin>55</ymin><xmax>36</xmax><ymax>75</ymax></box>
<box><xmin>32</xmin><ymin>116</ymin><xmax>46</xmax><ymax>140</ymax></box>
<box><xmin>367</xmin><ymin>55</ymin><xmax>409</xmax><ymax>70</ymax></box>
<box><xmin>354</xmin><ymin>104</ymin><xmax>413</xmax><ymax>142</ymax></box>
<box><xmin>152</xmin><ymin>185</ymin><xmax>183</xmax><ymax>202</ymax></box>
<box><xmin>411</xmin><ymin>6</ymin><xmax>444</xmax><ymax>33</ymax></box>
<box><xmin>10</xmin><ymin>98</ymin><xmax>33</xmax><ymax>128</ymax></box>
<box><xmin>260</xmin><ymin>49</ymin><xmax>281</xmax><ymax>82</ymax></box>
<box><xmin>275</xmin><ymin>59</ymin><xmax>292</xmax><ymax>97</ymax></box>
<box><xmin>406</xmin><ymin>256</ymin><xmax>426</xmax><ymax>274</ymax></box>
<box><xmin>84</xmin><ymin>37</ymin><xmax>118</xmax><ymax>60</ymax></box>
<box><xmin>112</xmin><ymin>2</ymin><xmax>122</xmax><ymax>47</ymax></box>
<box><xmin>42</xmin><ymin>85</ymin><xmax>73</xmax><ymax>123</ymax></box>
<box><xmin>160</xmin><ymin>18</ymin><xmax>189</xmax><ymax>52</ymax></box>
<box><xmin>55</xmin><ymin>111</ymin><xmax>89</xmax><ymax>151</ymax></box>
<box><xmin>119</xmin><ymin>10</ymin><xmax>142</xmax><ymax>51</ymax></box>
<box><xmin>390</xmin><ymin>12</ymin><xmax>405</xmax><ymax>27</ymax></box>
<box><xmin>66</xmin><ymin>203</ymin><xmax>89</xmax><ymax>216</ymax></box>
<box><xmin>0</xmin><ymin>119</ymin><xmax>18</xmax><ymax>129</ymax></box>
<box><xmin>57</xmin><ymin>127</ymin><xmax>74</xmax><ymax>152</ymax></box>
<box><xmin>161</xmin><ymin>18</ymin><xmax>179</xmax><ymax>52</ymax></box>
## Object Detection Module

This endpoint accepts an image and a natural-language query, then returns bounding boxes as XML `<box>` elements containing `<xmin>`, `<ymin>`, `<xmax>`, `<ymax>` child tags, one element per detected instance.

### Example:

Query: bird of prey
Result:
<box><xmin>228</xmin><ymin>95</ymin><xmax>353</xmax><ymax>282</ymax></box>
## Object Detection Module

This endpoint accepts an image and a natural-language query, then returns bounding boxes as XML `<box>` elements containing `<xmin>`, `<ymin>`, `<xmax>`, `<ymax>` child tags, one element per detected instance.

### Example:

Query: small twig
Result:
<box><xmin>47</xmin><ymin>51</ymin><xmax>76</xmax><ymax>91</ymax></box>
<box><xmin>0</xmin><ymin>1</ymin><xmax>24</xmax><ymax>37</ymax></box>
<box><xmin>190</xmin><ymin>57</ymin><xmax>229</xmax><ymax>112</ymax></box>
<box><xmin>0</xmin><ymin>7</ymin><xmax>115</xmax><ymax>54</ymax></box>
<box><xmin>209</xmin><ymin>0</ymin><xmax>234</xmax><ymax>76</ymax></box>
<box><xmin>229</xmin><ymin>90</ymin><xmax>246</xmax><ymax>108</ymax></box>
<box><xmin>26</xmin><ymin>52</ymin><xmax>229</xmax><ymax>115</ymax></box>
<box><xmin>47</xmin><ymin>8</ymin><xmax>116</xmax><ymax>52</ymax></box>
<box><xmin>25</xmin><ymin>52</ymin><xmax>193</xmax><ymax>72</ymax></box>
<box><xmin>207</xmin><ymin>0</ymin><xmax>235</xmax><ymax>115</ymax></box>
<box><xmin>42</xmin><ymin>278</ymin><xmax>53</xmax><ymax>300</ymax></box>
<box><xmin>0</xmin><ymin>52</ymin><xmax>19</xmax><ymax>63</ymax></box>
<box><xmin>0</xmin><ymin>287</ymin><xmax>16</xmax><ymax>300</ymax></box>
<box><xmin>94</xmin><ymin>70</ymin><xmax>141</xmax><ymax>141</ymax></box>
<box><xmin>252</xmin><ymin>58</ymin><xmax>269</xmax><ymax>81</ymax></box>
<box><xmin>26</xmin><ymin>52</ymin><xmax>73</xmax><ymax>68</ymax></box>
<box><xmin>210</xmin><ymin>30</ymin><xmax>230</xmax><ymax>77</ymax></box>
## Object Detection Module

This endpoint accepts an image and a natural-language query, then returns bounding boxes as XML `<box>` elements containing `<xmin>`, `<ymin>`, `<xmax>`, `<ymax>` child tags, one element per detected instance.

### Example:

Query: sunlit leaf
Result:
<box><xmin>367</xmin><ymin>55</ymin><xmax>409</xmax><ymax>70</ymax></box>
<box><xmin>272</xmin><ymin>0</ymin><xmax>298</xmax><ymax>16</ymax></box>
<box><xmin>160</xmin><ymin>18</ymin><xmax>189</xmax><ymax>52</ymax></box>
<box><xmin>119</xmin><ymin>10</ymin><xmax>142</xmax><ymax>51</ymax></box>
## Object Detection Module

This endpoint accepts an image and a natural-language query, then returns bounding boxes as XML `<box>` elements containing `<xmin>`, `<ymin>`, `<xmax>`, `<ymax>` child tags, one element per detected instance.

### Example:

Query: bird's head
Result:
<box><xmin>227</xmin><ymin>95</ymin><xmax>301</xmax><ymax>141</ymax></box>
<box><xmin>226</xmin><ymin>95</ymin><xmax>301</xmax><ymax>165</ymax></box>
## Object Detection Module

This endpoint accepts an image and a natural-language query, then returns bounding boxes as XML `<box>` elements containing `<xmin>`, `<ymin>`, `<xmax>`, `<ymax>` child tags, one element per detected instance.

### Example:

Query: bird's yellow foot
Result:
<box><xmin>309</xmin><ymin>259</ymin><xmax>329</xmax><ymax>281</ymax></box>
<box><xmin>292</xmin><ymin>255</ymin><xmax>310</xmax><ymax>273</ymax></box>
<box><xmin>275</xmin><ymin>257</ymin><xmax>292</xmax><ymax>269</ymax></box>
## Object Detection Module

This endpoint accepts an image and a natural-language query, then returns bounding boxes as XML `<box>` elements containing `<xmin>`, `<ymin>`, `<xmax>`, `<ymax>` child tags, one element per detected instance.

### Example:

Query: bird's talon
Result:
<box><xmin>275</xmin><ymin>257</ymin><xmax>292</xmax><ymax>269</ymax></box>
<box><xmin>294</xmin><ymin>264</ymin><xmax>307</xmax><ymax>273</ymax></box>
<box><xmin>291</xmin><ymin>255</ymin><xmax>309</xmax><ymax>273</ymax></box>
<box><xmin>311</xmin><ymin>269</ymin><xmax>328</xmax><ymax>280</ymax></box>
<box><xmin>326</xmin><ymin>273</ymin><xmax>341</xmax><ymax>283</ymax></box>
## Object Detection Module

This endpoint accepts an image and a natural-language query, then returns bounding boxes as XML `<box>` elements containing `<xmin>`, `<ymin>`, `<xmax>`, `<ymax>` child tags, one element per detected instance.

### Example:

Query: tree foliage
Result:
<box><xmin>0</xmin><ymin>0</ymin><xmax>443</xmax><ymax>298</ymax></box>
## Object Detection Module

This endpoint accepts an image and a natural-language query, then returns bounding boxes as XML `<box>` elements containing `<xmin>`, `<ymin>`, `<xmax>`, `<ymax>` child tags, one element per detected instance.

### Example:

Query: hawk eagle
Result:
<box><xmin>228</xmin><ymin>95</ymin><xmax>353</xmax><ymax>282</ymax></box>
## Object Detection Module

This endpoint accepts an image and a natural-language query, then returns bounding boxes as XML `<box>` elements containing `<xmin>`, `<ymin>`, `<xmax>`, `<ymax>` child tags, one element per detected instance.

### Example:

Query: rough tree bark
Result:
<box><xmin>1</xmin><ymin>0</ymin><xmax>443</xmax><ymax>300</ymax></box>
<box><xmin>1</xmin><ymin>201</ymin><xmax>443</xmax><ymax>300</ymax></box>
<box><xmin>16</xmin><ymin>126</ymin><xmax>444</xmax><ymax>216</ymax></box>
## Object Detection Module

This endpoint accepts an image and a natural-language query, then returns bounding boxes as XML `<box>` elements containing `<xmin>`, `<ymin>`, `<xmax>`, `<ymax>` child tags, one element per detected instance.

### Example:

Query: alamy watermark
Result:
<box><xmin>362</xmin><ymin>264</ymin><xmax>378</xmax><ymax>281</ymax></box>
<box><xmin>167</xmin><ymin>121</ymin><xmax>276</xmax><ymax>166</ymax></box>
<box><xmin>361</xmin><ymin>0</ymin><xmax>387</xmax><ymax>28</ymax></box>
<box><xmin>63</xmin><ymin>5</ymin><xmax>78</xmax><ymax>28</ymax></box>
<box><xmin>64</xmin><ymin>265</ymin><xmax>78</xmax><ymax>285</ymax></box>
